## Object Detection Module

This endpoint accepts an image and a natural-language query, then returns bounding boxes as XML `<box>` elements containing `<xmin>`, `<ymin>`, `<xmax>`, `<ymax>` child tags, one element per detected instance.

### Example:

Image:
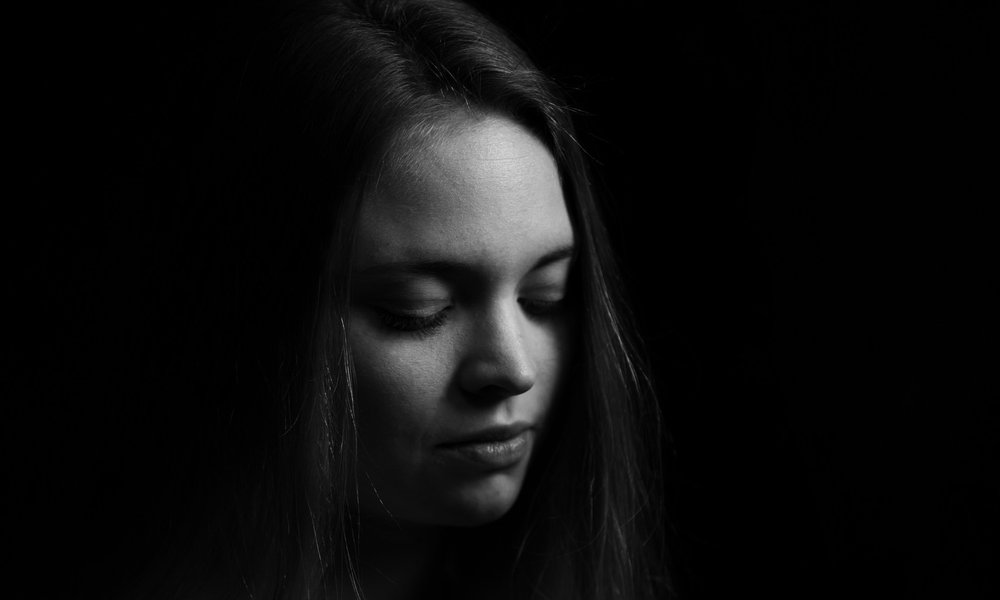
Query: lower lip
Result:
<box><xmin>437</xmin><ymin>431</ymin><xmax>531</xmax><ymax>470</ymax></box>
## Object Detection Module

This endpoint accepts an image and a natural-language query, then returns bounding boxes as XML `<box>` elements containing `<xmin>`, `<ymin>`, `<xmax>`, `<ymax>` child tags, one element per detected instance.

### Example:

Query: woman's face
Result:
<box><xmin>348</xmin><ymin>114</ymin><xmax>574</xmax><ymax>528</ymax></box>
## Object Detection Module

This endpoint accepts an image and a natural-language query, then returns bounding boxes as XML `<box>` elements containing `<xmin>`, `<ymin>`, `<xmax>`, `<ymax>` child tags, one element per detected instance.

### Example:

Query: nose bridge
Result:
<box><xmin>461</xmin><ymin>300</ymin><xmax>535</xmax><ymax>397</ymax></box>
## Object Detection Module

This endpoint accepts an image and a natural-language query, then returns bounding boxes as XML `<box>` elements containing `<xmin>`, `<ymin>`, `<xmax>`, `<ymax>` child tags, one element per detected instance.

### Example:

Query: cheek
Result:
<box><xmin>539</xmin><ymin>320</ymin><xmax>577</xmax><ymax>428</ymax></box>
<box><xmin>539</xmin><ymin>319</ymin><xmax>574</xmax><ymax>390</ymax></box>
<box><xmin>349</xmin><ymin>325</ymin><xmax>453</xmax><ymax>442</ymax></box>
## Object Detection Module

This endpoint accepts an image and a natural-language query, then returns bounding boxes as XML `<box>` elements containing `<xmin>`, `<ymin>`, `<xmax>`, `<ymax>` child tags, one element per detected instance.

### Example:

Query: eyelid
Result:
<box><xmin>519</xmin><ymin>296</ymin><xmax>567</xmax><ymax>318</ymax></box>
<box><xmin>355</xmin><ymin>276</ymin><xmax>452</xmax><ymax>314</ymax></box>
<box><xmin>372</xmin><ymin>305</ymin><xmax>450</xmax><ymax>334</ymax></box>
<box><xmin>518</xmin><ymin>277</ymin><xmax>568</xmax><ymax>301</ymax></box>
<box><xmin>372</xmin><ymin>298</ymin><xmax>451</xmax><ymax>316</ymax></box>
<box><xmin>522</xmin><ymin>259</ymin><xmax>570</xmax><ymax>288</ymax></box>
<box><xmin>519</xmin><ymin>265</ymin><xmax>570</xmax><ymax>318</ymax></box>
<box><xmin>519</xmin><ymin>284</ymin><xmax>565</xmax><ymax>299</ymax></box>
<box><xmin>355</xmin><ymin>273</ymin><xmax>450</xmax><ymax>295</ymax></box>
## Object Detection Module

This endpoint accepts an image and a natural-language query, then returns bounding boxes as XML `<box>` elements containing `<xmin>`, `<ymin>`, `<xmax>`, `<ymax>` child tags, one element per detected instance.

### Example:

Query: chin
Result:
<box><xmin>432</xmin><ymin>470</ymin><xmax>526</xmax><ymax>527</ymax></box>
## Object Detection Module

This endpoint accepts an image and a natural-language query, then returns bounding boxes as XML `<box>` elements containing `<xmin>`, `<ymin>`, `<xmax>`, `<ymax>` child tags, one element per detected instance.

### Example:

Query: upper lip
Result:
<box><xmin>438</xmin><ymin>422</ymin><xmax>533</xmax><ymax>447</ymax></box>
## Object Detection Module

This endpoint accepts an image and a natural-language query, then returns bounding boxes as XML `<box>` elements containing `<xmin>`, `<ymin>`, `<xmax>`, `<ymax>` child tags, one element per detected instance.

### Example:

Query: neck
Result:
<box><xmin>347</xmin><ymin>514</ymin><xmax>446</xmax><ymax>600</ymax></box>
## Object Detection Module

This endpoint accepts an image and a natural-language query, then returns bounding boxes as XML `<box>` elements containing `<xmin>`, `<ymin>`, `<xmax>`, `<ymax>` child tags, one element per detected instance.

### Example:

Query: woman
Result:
<box><xmin>138</xmin><ymin>0</ymin><xmax>668</xmax><ymax>598</ymax></box>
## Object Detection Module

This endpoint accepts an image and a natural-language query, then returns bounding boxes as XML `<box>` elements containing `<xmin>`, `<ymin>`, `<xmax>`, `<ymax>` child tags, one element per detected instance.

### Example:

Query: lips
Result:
<box><xmin>436</xmin><ymin>423</ymin><xmax>534</xmax><ymax>470</ymax></box>
<box><xmin>438</xmin><ymin>422</ymin><xmax>532</xmax><ymax>446</ymax></box>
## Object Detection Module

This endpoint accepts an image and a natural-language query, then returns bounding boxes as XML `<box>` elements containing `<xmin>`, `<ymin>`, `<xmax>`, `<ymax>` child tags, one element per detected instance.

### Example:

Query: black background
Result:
<box><xmin>10</xmin><ymin>0</ymin><xmax>996</xmax><ymax>598</ymax></box>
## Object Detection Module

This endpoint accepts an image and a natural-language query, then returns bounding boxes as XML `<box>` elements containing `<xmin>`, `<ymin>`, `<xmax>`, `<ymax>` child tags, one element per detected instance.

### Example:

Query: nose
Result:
<box><xmin>458</xmin><ymin>302</ymin><xmax>536</xmax><ymax>400</ymax></box>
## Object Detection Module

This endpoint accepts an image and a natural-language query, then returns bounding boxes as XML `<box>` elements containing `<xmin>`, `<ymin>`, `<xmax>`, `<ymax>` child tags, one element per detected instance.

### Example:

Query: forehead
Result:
<box><xmin>353</xmin><ymin>115</ymin><xmax>573</xmax><ymax>273</ymax></box>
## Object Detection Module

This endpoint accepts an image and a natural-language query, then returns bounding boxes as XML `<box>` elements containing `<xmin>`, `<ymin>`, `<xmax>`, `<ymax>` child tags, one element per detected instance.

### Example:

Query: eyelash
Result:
<box><xmin>375</xmin><ymin>308</ymin><xmax>450</xmax><ymax>334</ymax></box>
<box><xmin>519</xmin><ymin>297</ymin><xmax>566</xmax><ymax>317</ymax></box>
<box><xmin>374</xmin><ymin>298</ymin><xmax>567</xmax><ymax>334</ymax></box>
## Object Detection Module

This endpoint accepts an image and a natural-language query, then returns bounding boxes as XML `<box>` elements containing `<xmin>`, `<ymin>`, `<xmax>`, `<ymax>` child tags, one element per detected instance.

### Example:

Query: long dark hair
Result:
<box><xmin>147</xmin><ymin>0</ymin><xmax>669</xmax><ymax>598</ymax></box>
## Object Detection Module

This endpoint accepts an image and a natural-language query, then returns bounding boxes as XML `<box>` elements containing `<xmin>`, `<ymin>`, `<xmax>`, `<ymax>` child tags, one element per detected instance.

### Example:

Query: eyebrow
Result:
<box><xmin>355</xmin><ymin>244</ymin><xmax>576</xmax><ymax>279</ymax></box>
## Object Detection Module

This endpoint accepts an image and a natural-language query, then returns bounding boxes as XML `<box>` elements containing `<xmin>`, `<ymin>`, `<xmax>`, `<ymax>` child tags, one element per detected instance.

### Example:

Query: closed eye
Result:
<box><xmin>519</xmin><ymin>297</ymin><xmax>566</xmax><ymax>318</ymax></box>
<box><xmin>373</xmin><ymin>305</ymin><xmax>451</xmax><ymax>334</ymax></box>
